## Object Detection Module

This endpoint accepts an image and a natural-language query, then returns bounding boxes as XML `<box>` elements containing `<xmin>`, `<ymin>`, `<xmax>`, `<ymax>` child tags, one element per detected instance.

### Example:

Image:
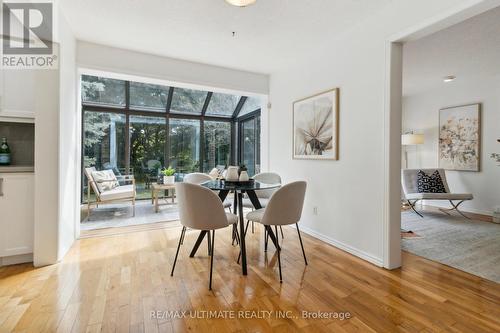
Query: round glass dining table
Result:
<box><xmin>187</xmin><ymin>180</ymin><xmax>281</xmax><ymax>276</ymax></box>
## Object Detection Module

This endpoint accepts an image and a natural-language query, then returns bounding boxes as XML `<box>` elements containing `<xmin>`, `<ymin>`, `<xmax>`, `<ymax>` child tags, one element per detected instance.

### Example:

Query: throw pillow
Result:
<box><xmin>92</xmin><ymin>170</ymin><xmax>119</xmax><ymax>193</ymax></box>
<box><xmin>417</xmin><ymin>170</ymin><xmax>446</xmax><ymax>193</ymax></box>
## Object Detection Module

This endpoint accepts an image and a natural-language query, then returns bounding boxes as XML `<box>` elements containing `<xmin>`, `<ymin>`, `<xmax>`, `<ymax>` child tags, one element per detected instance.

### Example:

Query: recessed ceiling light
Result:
<box><xmin>225</xmin><ymin>0</ymin><xmax>256</xmax><ymax>7</ymax></box>
<box><xmin>443</xmin><ymin>75</ymin><xmax>456</xmax><ymax>82</ymax></box>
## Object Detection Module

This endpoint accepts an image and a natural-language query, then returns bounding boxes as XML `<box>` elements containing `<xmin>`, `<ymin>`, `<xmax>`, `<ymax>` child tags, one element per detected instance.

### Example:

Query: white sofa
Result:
<box><xmin>401</xmin><ymin>168</ymin><xmax>473</xmax><ymax>218</ymax></box>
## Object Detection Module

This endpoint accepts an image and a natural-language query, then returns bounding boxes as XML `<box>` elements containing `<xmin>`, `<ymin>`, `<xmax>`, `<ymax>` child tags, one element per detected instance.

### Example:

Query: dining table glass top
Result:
<box><xmin>201</xmin><ymin>179</ymin><xmax>280</xmax><ymax>191</ymax></box>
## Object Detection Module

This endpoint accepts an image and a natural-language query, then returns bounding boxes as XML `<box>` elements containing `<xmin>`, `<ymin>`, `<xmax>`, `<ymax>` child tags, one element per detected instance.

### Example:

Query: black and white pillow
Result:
<box><xmin>417</xmin><ymin>170</ymin><xmax>446</xmax><ymax>193</ymax></box>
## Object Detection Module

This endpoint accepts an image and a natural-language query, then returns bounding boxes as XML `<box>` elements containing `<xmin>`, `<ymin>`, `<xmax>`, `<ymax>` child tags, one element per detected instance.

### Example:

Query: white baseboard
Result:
<box><xmin>0</xmin><ymin>253</ymin><xmax>33</xmax><ymax>266</ymax></box>
<box><xmin>296</xmin><ymin>225</ymin><xmax>384</xmax><ymax>267</ymax></box>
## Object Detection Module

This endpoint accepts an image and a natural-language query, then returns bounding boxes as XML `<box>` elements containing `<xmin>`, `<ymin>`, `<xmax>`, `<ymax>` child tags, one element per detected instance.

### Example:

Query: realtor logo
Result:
<box><xmin>2</xmin><ymin>1</ymin><xmax>57</xmax><ymax>69</ymax></box>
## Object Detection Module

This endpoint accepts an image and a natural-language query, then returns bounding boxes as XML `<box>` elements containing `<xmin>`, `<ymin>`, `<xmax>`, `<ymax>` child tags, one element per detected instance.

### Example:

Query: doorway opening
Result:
<box><xmin>385</xmin><ymin>2</ymin><xmax>500</xmax><ymax>284</ymax></box>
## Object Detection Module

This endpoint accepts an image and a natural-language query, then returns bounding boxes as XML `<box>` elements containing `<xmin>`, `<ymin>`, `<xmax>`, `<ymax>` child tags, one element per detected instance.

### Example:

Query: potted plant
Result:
<box><xmin>160</xmin><ymin>166</ymin><xmax>176</xmax><ymax>185</ymax></box>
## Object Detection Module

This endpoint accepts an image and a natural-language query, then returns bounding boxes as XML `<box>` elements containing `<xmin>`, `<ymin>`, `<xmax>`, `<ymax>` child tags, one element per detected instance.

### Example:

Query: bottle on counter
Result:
<box><xmin>0</xmin><ymin>137</ymin><xmax>11</xmax><ymax>165</ymax></box>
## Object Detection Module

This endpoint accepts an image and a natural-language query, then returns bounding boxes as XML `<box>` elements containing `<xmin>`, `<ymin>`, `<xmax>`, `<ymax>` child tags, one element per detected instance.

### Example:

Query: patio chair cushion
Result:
<box><xmin>92</xmin><ymin>170</ymin><xmax>119</xmax><ymax>193</ymax></box>
<box><xmin>99</xmin><ymin>184</ymin><xmax>135</xmax><ymax>201</ymax></box>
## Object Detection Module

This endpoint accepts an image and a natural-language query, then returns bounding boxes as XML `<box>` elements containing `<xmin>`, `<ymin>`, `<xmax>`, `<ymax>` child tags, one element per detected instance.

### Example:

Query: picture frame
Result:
<box><xmin>293</xmin><ymin>88</ymin><xmax>339</xmax><ymax>160</ymax></box>
<box><xmin>438</xmin><ymin>103</ymin><xmax>481</xmax><ymax>171</ymax></box>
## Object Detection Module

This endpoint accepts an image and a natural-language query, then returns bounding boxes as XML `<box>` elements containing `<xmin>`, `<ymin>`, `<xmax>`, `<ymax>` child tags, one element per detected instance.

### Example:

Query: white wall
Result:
<box><xmin>57</xmin><ymin>8</ymin><xmax>78</xmax><ymax>259</ymax></box>
<box><xmin>34</xmin><ymin>5</ymin><xmax>77</xmax><ymax>266</ymax></box>
<box><xmin>268</xmin><ymin>0</ymin><xmax>499</xmax><ymax>266</ymax></box>
<box><xmin>402</xmin><ymin>6</ymin><xmax>500</xmax><ymax>216</ymax></box>
<box><xmin>33</xmin><ymin>66</ymin><xmax>60</xmax><ymax>266</ymax></box>
<box><xmin>77</xmin><ymin>41</ymin><xmax>269</xmax><ymax>95</ymax></box>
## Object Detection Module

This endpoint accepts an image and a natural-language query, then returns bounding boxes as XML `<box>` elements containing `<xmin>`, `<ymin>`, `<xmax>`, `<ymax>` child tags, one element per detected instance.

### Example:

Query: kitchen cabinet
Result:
<box><xmin>0</xmin><ymin>172</ymin><xmax>34</xmax><ymax>258</ymax></box>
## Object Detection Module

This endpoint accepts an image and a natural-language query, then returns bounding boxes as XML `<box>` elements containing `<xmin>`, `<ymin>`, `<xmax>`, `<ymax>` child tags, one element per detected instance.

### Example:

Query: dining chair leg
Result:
<box><xmin>280</xmin><ymin>226</ymin><xmax>284</xmax><ymax>238</ymax></box>
<box><xmin>209</xmin><ymin>230</ymin><xmax>215</xmax><ymax>290</ymax></box>
<box><xmin>171</xmin><ymin>226</ymin><xmax>186</xmax><ymax>276</ymax></box>
<box><xmin>264</xmin><ymin>227</ymin><xmax>268</xmax><ymax>252</ymax></box>
<box><xmin>207</xmin><ymin>230</ymin><xmax>212</xmax><ymax>256</ymax></box>
<box><xmin>180</xmin><ymin>227</ymin><xmax>186</xmax><ymax>245</ymax></box>
<box><xmin>237</xmin><ymin>220</ymin><xmax>251</xmax><ymax>264</ymax></box>
<box><xmin>296</xmin><ymin>223</ymin><xmax>308</xmax><ymax>265</ymax></box>
<box><xmin>231</xmin><ymin>224</ymin><xmax>240</xmax><ymax>246</ymax></box>
<box><xmin>275</xmin><ymin>225</ymin><xmax>283</xmax><ymax>283</ymax></box>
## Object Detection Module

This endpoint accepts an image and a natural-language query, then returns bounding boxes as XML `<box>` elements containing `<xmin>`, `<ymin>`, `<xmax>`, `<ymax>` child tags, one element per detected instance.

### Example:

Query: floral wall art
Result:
<box><xmin>293</xmin><ymin>88</ymin><xmax>339</xmax><ymax>160</ymax></box>
<box><xmin>439</xmin><ymin>104</ymin><xmax>481</xmax><ymax>171</ymax></box>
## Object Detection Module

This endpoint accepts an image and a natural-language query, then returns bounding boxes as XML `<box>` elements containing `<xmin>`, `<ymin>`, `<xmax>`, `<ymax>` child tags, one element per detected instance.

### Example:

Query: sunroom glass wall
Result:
<box><xmin>81</xmin><ymin>75</ymin><xmax>261</xmax><ymax>202</ymax></box>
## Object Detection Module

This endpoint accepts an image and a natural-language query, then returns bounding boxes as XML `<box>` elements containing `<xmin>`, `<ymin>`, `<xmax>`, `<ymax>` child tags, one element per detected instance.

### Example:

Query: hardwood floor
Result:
<box><xmin>1</xmin><ymin>224</ymin><xmax>499</xmax><ymax>332</ymax></box>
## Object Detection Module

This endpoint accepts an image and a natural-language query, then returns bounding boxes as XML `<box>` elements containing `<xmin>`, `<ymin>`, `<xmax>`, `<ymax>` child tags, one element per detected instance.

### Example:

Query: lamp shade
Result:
<box><xmin>402</xmin><ymin>133</ymin><xmax>424</xmax><ymax>146</ymax></box>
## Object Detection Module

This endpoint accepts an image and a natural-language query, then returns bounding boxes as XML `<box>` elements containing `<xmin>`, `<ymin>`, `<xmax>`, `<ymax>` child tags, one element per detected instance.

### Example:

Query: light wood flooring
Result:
<box><xmin>1</xmin><ymin>224</ymin><xmax>499</xmax><ymax>332</ymax></box>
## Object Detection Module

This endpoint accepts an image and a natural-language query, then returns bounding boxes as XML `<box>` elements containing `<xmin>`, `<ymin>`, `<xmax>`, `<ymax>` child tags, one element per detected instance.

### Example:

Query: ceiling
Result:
<box><xmin>403</xmin><ymin>5</ymin><xmax>500</xmax><ymax>97</ymax></box>
<box><xmin>59</xmin><ymin>0</ymin><xmax>391</xmax><ymax>74</ymax></box>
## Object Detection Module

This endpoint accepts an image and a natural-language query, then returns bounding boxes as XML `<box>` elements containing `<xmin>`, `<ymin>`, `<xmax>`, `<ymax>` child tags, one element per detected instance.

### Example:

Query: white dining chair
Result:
<box><xmin>242</xmin><ymin>172</ymin><xmax>282</xmax><ymax>235</ymax></box>
<box><xmin>184</xmin><ymin>172</ymin><xmax>232</xmax><ymax>210</ymax></box>
<box><xmin>245</xmin><ymin>181</ymin><xmax>307</xmax><ymax>283</ymax></box>
<box><xmin>171</xmin><ymin>182</ymin><xmax>237</xmax><ymax>290</ymax></box>
<box><xmin>184</xmin><ymin>172</ymin><xmax>239</xmax><ymax>244</ymax></box>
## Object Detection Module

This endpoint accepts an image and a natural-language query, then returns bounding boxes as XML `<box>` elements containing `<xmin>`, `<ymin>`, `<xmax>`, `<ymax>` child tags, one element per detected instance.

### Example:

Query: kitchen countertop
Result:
<box><xmin>0</xmin><ymin>165</ymin><xmax>35</xmax><ymax>173</ymax></box>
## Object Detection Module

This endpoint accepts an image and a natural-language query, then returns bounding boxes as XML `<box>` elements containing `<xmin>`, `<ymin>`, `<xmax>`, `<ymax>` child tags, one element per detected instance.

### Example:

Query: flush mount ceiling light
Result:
<box><xmin>443</xmin><ymin>75</ymin><xmax>456</xmax><ymax>82</ymax></box>
<box><xmin>225</xmin><ymin>0</ymin><xmax>256</xmax><ymax>7</ymax></box>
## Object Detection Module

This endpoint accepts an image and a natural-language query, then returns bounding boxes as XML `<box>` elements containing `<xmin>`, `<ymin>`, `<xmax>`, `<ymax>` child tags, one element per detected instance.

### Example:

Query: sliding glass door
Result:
<box><xmin>129</xmin><ymin>115</ymin><xmax>167</xmax><ymax>197</ymax></box>
<box><xmin>238</xmin><ymin>115</ymin><xmax>261</xmax><ymax>176</ymax></box>
<box><xmin>168</xmin><ymin>118</ymin><xmax>201</xmax><ymax>173</ymax></box>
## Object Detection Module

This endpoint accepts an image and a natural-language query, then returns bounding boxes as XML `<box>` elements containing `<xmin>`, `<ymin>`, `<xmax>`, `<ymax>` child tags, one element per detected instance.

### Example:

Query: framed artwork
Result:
<box><xmin>293</xmin><ymin>88</ymin><xmax>339</xmax><ymax>160</ymax></box>
<box><xmin>439</xmin><ymin>103</ymin><xmax>481</xmax><ymax>171</ymax></box>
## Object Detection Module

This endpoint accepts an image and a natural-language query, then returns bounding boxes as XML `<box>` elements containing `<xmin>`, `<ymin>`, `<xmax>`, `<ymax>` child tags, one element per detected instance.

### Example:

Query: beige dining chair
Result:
<box><xmin>184</xmin><ymin>172</ymin><xmax>232</xmax><ymax>209</ymax></box>
<box><xmin>184</xmin><ymin>172</ymin><xmax>239</xmax><ymax>244</ymax></box>
<box><xmin>171</xmin><ymin>182</ymin><xmax>237</xmax><ymax>290</ymax></box>
<box><xmin>243</xmin><ymin>172</ymin><xmax>282</xmax><ymax>235</ymax></box>
<box><xmin>245</xmin><ymin>181</ymin><xmax>307</xmax><ymax>283</ymax></box>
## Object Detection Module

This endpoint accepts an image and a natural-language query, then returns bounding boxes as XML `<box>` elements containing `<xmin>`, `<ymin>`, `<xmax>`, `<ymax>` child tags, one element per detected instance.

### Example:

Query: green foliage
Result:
<box><xmin>160</xmin><ymin>166</ymin><xmax>176</xmax><ymax>176</ymax></box>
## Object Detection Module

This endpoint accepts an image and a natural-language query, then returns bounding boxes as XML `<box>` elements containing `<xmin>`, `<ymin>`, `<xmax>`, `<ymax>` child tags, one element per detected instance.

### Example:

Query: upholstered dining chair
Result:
<box><xmin>245</xmin><ymin>181</ymin><xmax>307</xmax><ymax>283</ymax></box>
<box><xmin>184</xmin><ymin>172</ymin><xmax>232</xmax><ymax>210</ymax></box>
<box><xmin>184</xmin><ymin>172</ymin><xmax>239</xmax><ymax>244</ymax></box>
<box><xmin>242</xmin><ymin>172</ymin><xmax>282</xmax><ymax>235</ymax></box>
<box><xmin>171</xmin><ymin>182</ymin><xmax>237</xmax><ymax>290</ymax></box>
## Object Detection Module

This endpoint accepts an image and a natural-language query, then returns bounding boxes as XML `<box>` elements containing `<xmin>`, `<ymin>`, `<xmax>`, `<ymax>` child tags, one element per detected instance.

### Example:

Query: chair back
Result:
<box><xmin>261</xmin><ymin>181</ymin><xmax>307</xmax><ymax>226</ymax></box>
<box><xmin>184</xmin><ymin>172</ymin><xmax>212</xmax><ymax>185</ymax></box>
<box><xmin>147</xmin><ymin>159</ymin><xmax>161</xmax><ymax>170</ymax></box>
<box><xmin>175</xmin><ymin>182</ymin><xmax>228</xmax><ymax>230</ymax></box>
<box><xmin>401</xmin><ymin>169</ymin><xmax>451</xmax><ymax>195</ymax></box>
<box><xmin>254</xmin><ymin>172</ymin><xmax>281</xmax><ymax>198</ymax></box>
<box><xmin>84</xmin><ymin>167</ymin><xmax>100</xmax><ymax>195</ymax></box>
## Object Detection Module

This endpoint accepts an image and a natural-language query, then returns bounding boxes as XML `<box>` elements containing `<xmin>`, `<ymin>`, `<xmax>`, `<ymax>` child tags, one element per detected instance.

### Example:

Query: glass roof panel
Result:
<box><xmin>81</xmin><ymin>75</ymin><xmax>126</xmax><ymax>107</ymax></box>
<box><xmin>170</xmin><ymin>88</ymin><xmax>207</xmax><ymax>115</ymax></box>
<box><xmin>130</xmin><ymin>82</ymin><xmax>169</xmax><ymax>111</ymax></box>
<box><xmin>206</xmin><ymin>92</ymin><xmax>241</xmax><ymax>117</ymax></box>
<box><xmin>238</xmin><ymin>96</ymin><xmax>262</xmax><ymax>118</ymax></box>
